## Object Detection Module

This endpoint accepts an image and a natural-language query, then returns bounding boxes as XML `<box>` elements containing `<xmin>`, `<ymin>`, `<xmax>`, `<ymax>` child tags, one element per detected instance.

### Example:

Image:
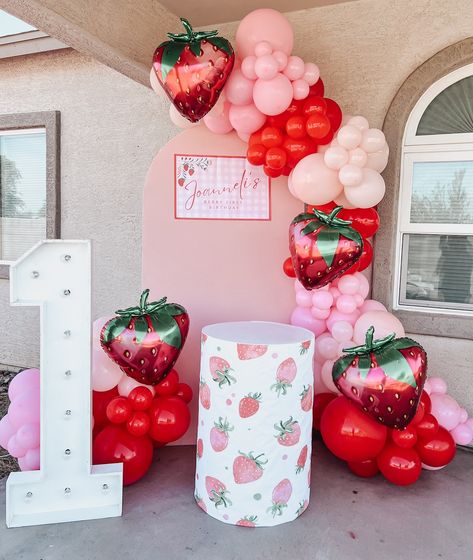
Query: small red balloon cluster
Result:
<box><xmin>318</xmin><ymin>393</ymin><xmax>456</xmax><ymax>486</ymax></box>
<box><xmin>247</xmin><ymin>79</ymin><xmax>342</xmax><ymax>178</ymax></box>
<box><xmin>92</xmin><ymin>370</ymin><xmax>192</xmax><ymax>486</ymax></box>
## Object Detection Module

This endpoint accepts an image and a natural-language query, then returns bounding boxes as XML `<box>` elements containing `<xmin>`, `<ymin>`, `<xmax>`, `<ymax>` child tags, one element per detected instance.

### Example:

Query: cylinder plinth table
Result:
<box><xmin>194</xmin><ymin>321</ymin><xmax>315</xmax><ymax>527</ymax></box>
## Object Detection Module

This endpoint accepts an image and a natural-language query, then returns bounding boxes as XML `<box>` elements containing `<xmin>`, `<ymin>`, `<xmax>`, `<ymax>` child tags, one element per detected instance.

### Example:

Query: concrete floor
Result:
<box><xmin>1</xmin><ymin>443</ymin><xmax>472</xmax><ymax>560</ymax></box>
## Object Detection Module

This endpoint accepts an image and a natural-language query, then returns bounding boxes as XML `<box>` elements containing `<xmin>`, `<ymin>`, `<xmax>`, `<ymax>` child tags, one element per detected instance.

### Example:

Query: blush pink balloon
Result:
<box><xmin>353</xmin><ymin>311</ymin><xmax>405</xmax><ymax>344</ymax></box>
<box><xmin>354</xmin><ymin>273</ymin><xmax>370</xmax><ymax>299</ymax></box>
<box><xmin>347</xmin><ymin>116</ymin><xmax>369</xmax><ymax>131</ymax></box>
<box><xmin>344</xmin><ymin>168</ymin><xmax>386</xmax><ymax>208</ymax></box>
<box><xmin>291</xmin><ymin>154</ymin><xmax>344</xmax><ymax>205</ymax></box>
<box><xmin>283</xmin><ymin>56</ymin><xmax>305</xmax><ymax>80</ymax></box>
<box><xmin>118</xmin><ymin>375</ymin><xmax>155</xmax><ymax>398</ymax></box>
<box><xmin>459</xmin><ymin>408</ymin><xmax>469</xmax><ymax>424</ymax></box>
<box><xmin>16</xmin><ymin>423</ymin><xmax>40</xmax><ymax>450</ymax></box>
<box><xmin>331</xmin><ymin>321</ymin><xmax>354</xmax><ymax>343</ymax></box>
<box><xmin>428</xmin><ymin>377</ymin><xmax>448</xmax><ymax>395</ymax></box>
<box><xmin>236</xmin><ymin>9</ymin><xmax>294</xmax><ymax>59</ymax></box>
<box><xmin>7</xmin><ymin>435</ymin><xmax>27</xmax><ymax>458</ymax></box>
<box><xmin>361</xmin><ymin>128</ymin><xmax>386</xmax><ymax>153</ymax></box>
<box><xmin>348</xmin><ymin>147</ymin><xmax>368</xmax><ymax>167</ymax></box>
<box><xmin>324</xmin><ymin>146</ymin><xmax>349</xmax><ymax>170</ymax></box>
<box><xmin>339</xmin><ymin>164</ymin><xmax>363</xmax><ymax>187</ymax></box>
<box><xmin>327</xmin><ymin>310</ymin><xmax>360</xmax><ymax>331</ymax></box>
<box><xmin>292</xmin><ymin>79</ymin><xmax>310</xmax><ymax>100</ymax></box>
<box><xmin>229</xmin><ymin>103</ymin><xmax>266</xmax><ymax>134</ymax></box>
<box><xmin>312</xmin><ymin>289</ymin><xmax>334</xmax><ymax>310</ymax></box>
<box><xmin>354</xmin><ymin>294</ymin><xmax>365</xmax><ymax>307</ymax></box>
<box><xmin>359</xmin><ymin>299</ymin><xmax>386</xmax><ymax>313</ymax></box>
<box><xmin>92</xmin><ymin>318</ymin><xmax>124</xmax><ymax>392</ymax></box>
<box><xmin>225</xmin><ymin>69</ymin><xmax>254</xmax><ymax>106</ymax></box>
<box><xmin>203</xmin><ymin>102</ymin><xmax>233</xmax><ymax>134</ymax></box>
<box><xmin>8</xmin><ymin>388</ymin><xmax>40</xmax><ymax>430</ymax></box>
<box><xmin>366</xmin><ymin>144</ymin><xmax>389</xmax><ymax>173</ymax></box>
<box><xmin>338</xmin><ymin>275</ymin><xmax>361</xmax><ymax>295</ymax></box>
<box><xmin>337</xmin><ymin>125</ymin><xmax>362</xmax><ymax>150</ymax></box>
<box><xmin>451</xmin><ymin>423</ymin><xmax>473</xmax><ymax>446</ymax></box>
<box><xmin>18</xmin><ymin>447</ymin><xmax>40</xmax><ymax>471</ymax></box>
<box><xmin>314</xmin><ymin>361</ymin><xmax>330</xmax><ymax>393</ymax></box>
<box><xmin>290</xmin><ymin>306</ymin><xmax>327</xmax><ymax>336</ymax></box>
<box><xmin>316</xmin><ymin>336</ymin><xmax>339</xmax><ymax>361</ymax></box>
<box><xmin>303</xmin><ymin>62</ymin><xmax>320</xmax><ymax>86</ymax></box>
<box><xmin>294</xmin><ymin>279</ymin><xmax>305</xmax><ymax>292</ymax></box>
<box><xmin>466</xmin><ymin>418</ymin><xmax>473</xmax><ymax>432</ymax></box>
<box><xmin>273</xmin><ymin>51</ymin><xmax>288</xmax><ymax>71</ymax></box>
<box><xmin>336</xmin><ymin>294</ymin><xmax>358</xmax><ymax>314</ymax></box>
<box><xmin>237</xmin><ymin>131</ymin><xmax>251</xmax><ymax>142</ymax></box>
<box><xmin>0</xmin><ymin>415</ymin><xmax>14</xmax><ymax>449</ymax></box>
<box><xmin>241</xmin><ymin>56</ymin><xmax>258</xmax><ymax>79</ymax></box>
<box><xmin>311</xmin><ymin>307</ymin><xmax>331</xmax><ymax>320</ymax></box>
<box><xmin>254</xmin><ymin>54</ymin><xmax>279</xmax><ymax>80</ymax></box>
<box><xmin>296</xmin><ymin>290</ymin><xmax>313</xmax><ymax>307</ymax></box>
<box><xmin>334</xmin><ymin>191</ymin><xmax>356</xmax><ymax>210</ymax></box>
<box><xmin>329</xmin><ymin>287</ymin><xmax>341</xmax><ymax>300</ymax></box>
<box><xmin>321</xmin><ymin>360</ymin><xmax>339</xmax><ymax>394</ymax></box>
<box><xmin>254</xmin><ymin>41</ymin><xmax>273</xmax><ymax>57</ymax></box>
<box><xmin>253</xmin><ymin>74</ymin><xmax>293</xmax><ymax>115</ymax></box>
<box><xmin>8</xmin><ymin>368</ymin><xmax>40</xmax><ymax>402</ymax></box>
<box><xmin>430</xmin><ymin>393</ymin><xmax>462</xmax><ymax>431</ymax></box>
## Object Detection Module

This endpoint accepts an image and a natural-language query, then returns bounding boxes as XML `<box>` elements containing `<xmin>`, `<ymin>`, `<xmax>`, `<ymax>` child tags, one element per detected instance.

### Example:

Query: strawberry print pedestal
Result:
<box><xmin>195</xmin><ymin>321</ymin><xmax>314</xmax><ymax>527</ymax></box>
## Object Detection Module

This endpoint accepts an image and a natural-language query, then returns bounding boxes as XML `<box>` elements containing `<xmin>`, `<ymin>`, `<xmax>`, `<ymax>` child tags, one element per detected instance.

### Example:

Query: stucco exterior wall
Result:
<box><xmin>1</xmin><ymin>0</ymin><xmax>473</xmax><ymax>411</ymax></box>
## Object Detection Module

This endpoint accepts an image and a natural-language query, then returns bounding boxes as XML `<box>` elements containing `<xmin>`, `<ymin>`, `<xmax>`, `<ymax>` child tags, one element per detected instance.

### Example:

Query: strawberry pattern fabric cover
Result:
<box><xmin>195</xmin><ymin>321</ymin><xmax>314</xmax><ymax>527</ymax></box>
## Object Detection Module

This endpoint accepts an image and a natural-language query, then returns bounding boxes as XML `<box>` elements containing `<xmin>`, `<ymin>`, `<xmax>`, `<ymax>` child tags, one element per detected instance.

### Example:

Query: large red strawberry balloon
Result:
<box><xmin>153</xmin><ymin>18</ymin><xmax>234</xmax><ymax>122</ymax></box>
<box><xmin>100</xmin><ymin>289</ymin><xmax>189</xmax><ymax>385</ymax></box>
<box><xmin>332</xmin><ymin>326</ymin><xmax>427</xmax><ymax>429</ymax></box>
<box><xmin>289</xmin><ymin>206</ymin><xmax>363</xmax><ymax>289</ymax></box>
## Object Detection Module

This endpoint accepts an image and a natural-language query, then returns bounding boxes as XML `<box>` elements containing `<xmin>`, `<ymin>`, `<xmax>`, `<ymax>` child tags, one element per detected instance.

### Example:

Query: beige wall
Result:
<box><xmin>1</xmin><ymin>0</ymin><xmax>473</xmax><ymax>411</ymax></box>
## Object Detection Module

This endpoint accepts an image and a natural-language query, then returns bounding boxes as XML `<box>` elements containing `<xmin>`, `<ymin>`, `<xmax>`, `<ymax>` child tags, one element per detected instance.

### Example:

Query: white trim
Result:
<box><xmin>0</xmin><ymin>29</ymin><xmax>67</xmax><ymax>58</ymax></box>
<box><xmin>0</xmin><ymin>127</ymin><xmax>45</xmax><ymax>135</ymax></box>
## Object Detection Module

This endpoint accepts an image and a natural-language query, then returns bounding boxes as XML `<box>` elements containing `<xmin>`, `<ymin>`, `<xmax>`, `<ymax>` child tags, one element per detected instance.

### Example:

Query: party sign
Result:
<box><xmin>174</xmin><ymin>155</ymin><xmax>270</xmax><ymax>220</ymax></box>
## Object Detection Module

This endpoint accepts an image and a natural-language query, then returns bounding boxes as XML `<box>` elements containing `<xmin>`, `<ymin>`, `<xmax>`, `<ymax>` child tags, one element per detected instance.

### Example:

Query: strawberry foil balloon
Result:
<box><xmin>289</xmin><ymin>206</ymin><xmax>363</xmax><ymax>289</ymax></box>
<box><xmin>153</xmin><ymin>18</ymin><xmax>234</xmax><ymax>122</ymax></box>
<box><xmin>332</xmin><ymin>326</ymin><xmax>427</xmax><ymax>429</ymax></box>
<box><xmin>100</xmin><ymin>290</ymin><xmax>189</xmax><ymax>385</ymax></box>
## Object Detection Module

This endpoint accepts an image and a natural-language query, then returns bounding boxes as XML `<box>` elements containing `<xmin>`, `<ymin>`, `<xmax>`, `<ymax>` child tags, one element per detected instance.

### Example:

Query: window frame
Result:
<box><xmin>373</xmin><ymin>38</ymin><xmax>473</xmax><ymax>339</ymax></box>
<box><xmin>0</xmin><ymin>111</ymin><xmax>60</xmax><ymax>279</ymax></box>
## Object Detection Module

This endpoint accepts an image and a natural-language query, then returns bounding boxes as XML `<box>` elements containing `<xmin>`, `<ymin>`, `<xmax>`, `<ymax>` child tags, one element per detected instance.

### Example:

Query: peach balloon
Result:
<box><xmin>283</xmin><ymin>56</ymin><xmax>305</xmax><ymax>81</ymax></box>
<box><xmin>225</xmin><ymin>69</ymin><xmax>254</xmax><ymax>106</ymax></box>
<box><xmin>347</xmin><ymin>115</ymin><xmax>370</xmax><ymax>131</ymax></box>
<box><xmin>333</xmin><ymin>190</ymin><xmax>356</xmax><ymax>210</ymax></box>
<box><xmin>359</xmin><ymin>299</ymin><xmax>387</xmax><ymax>313</ymax></box>
<box><xmin>228</xmin><ymin>103</ymin><xmax>266</xmax><ymax>134</ymax></box>
<box><xmin>254</xmin><ymin>54</ymin><xmax>279</xmax><ymax>80</ymax></box>
<box><xmin>241</xmin><ymin>56</ymin><xmax>258</xmax><ymax>80</ymax></box>
<box><xmin>337</xmin><ymin>125</ymin><xmax>362</xmax><ymax>150</ymax></box>
<box><xmin>353</xmin><ymin>311</ymin><xmax>405</xmax><ymax>344</ymax></box>
<box><xmin>324</xmin><ymin>146</ymin><xmax>349</xmax><ymax>170</ymax></box>
<box><xmin>291</xmin><ymin>154</ymin><xmax>344</xmax><ymax>205</ymax></box>
<box><xmin>344</xmin><ymin>168</ymin><xmax>386</xmax><ymax>208</ymax></box>
<box><xmin>253</xmin><ymin>74</ymin><xmax>293</xmax><ymax>115</ymax></box>
<box><xmin>303</xmin><ymin>62</ymin><xmax>320</xmax><ymax>86</ymax></box>
<box><xmin>292</xmin><ymin>79</ymin><xmax>310</xmax><ymax>100</ymax></box>
<box><xmin>366</xmin><ymin>144</ymin><xmax>389</xmax><ymax>172</ymax></box>
<box><xmin>203</xmin><ymin>102</ymin><xmax>233</xmax><ymax>134</ymax></box>
<box><xmin>348</xmin><ymin>147</ymin><xmax>368</xmax><ymax>167</ymax></box>
<box><xmin>273</xmin><ymin>50</ymin><xmax>288</xmax><ymax>71</ymax></box>
<box><xmin>360</xmin><ymin>128</ymin><xmax>386</xmax><ymax>153</ymax></box>
<box><xmin>339</xmin><ymin>164</ymin><xmax>363</xmax><ymax>187</ymax></box>
<box><xmin>236</xmin><ymin>9</ymin><xmax>294</xmax><ymax>59</ymax></box>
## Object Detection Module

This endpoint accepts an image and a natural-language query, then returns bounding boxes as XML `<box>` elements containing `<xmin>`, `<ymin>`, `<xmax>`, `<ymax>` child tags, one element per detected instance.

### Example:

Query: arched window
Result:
<box><xmin>373</xmin><ymin>39</ymin><xmax>473</xmax><ymax>338</ymax></box>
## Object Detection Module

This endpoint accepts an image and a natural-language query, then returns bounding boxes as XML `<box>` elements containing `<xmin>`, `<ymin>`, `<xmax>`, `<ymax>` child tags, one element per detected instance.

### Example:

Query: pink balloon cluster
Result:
<box><xmin>0</xmin><ymin>369</ymin><xmax>40</xmax><ymax>471</ymax></box>
<box><xmin>92</xmin><ymin>316</ymin><xmax>156</xmax><ymax>397</ymax></box>
<box><xmin>289</xmin><ymin>116</ymin><xmax>389</xmax><ymax>207</ymax></box>
<box><xmin>425</xmin><ymin>377</ymin><xmax>473</xmax><ymax>446</ymax></box>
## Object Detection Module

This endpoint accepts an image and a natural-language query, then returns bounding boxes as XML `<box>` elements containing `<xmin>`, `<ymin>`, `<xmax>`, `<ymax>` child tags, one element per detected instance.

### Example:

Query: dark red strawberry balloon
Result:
<box><xmin>153</xmin><ymin>18</ymin><xmax>234</xmax><ymax>122</ymax></box>
<box><xmin>289</xmin><ymin>206</ymin><xmax>363</xmax><ymax>289</ymax></box>
<box><xmin>332</xmin><ymin>326</ymin><xmax>427</xmax><ymax>429</ymax></box>
<box><xmin>100</xmin><ymin>289</ymin><xmax>189</xmax><ymax>386</ymax></box>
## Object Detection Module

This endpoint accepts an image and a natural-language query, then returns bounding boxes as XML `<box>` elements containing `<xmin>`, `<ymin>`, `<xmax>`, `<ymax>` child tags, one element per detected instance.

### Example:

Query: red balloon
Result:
<box><xmin>285</xmin><ymin>100</ymin><xmax>304</xmax><ymax>116</ymax></box>
<box><xmin>175</xmin><ymin>382</ymin><xmax>193</xmax><ymax>403</ymax></box>
<box><xmin>419</xmin><ymin>391</ymin><xmax>431</xmax><ymax>415</ymax></box>
<box><xmin>106</xmin><ymin>397</ymin><xmax>133</xmax><ymax>424</ymax></box>
<box><xmin>308</xmin><ymin>202</ymin><xmax>336</xmax><ymax>214</ymax></box>
<box><xmin>148</xmin><ymin>396</ymin><xmax>191</xmax><ymax>443</ymax></box>
<box><xmin>357</xmin><ymin>238</ymin><xmax>373</xmax><ymax>272</ymax></box>
<box><xmin>128</xmin><ymin>386</ymin><xmax>154</xmax><ymax>411</ymax></box>
<box><xmin>93</xmin><ymin>425</ymin><xmax>153</xmax><ymax>486</ymax></box>
<box><xmin>306</xmin><ymin>114</ymin><xmax>331</xmax><ymax>139</ymax></box>
<box><xmin>411</xmin><ymin>397</ymin><xmax>425</xmax><ymax>426</ymax></box>
<box><xmin>338</xmin><ymin>208</ymin><xmax>380</xmax><ymax>238</ymax></box>
<box><xmin>320</xmin><ymin>396</ymin><xmax>388</xmax><ymax>462</ymax></box>
<box><xmin>286</xmin><ymin>116</ymin><xmax>307</xmax><ymax>139</ymax></box>
<box><xmin>283</xmin><ymin>137</ymin><xmax>316</xmax><ymax>164</ymax></box>
<box><xmin>309</xmin><ymin>78</ymin><xmax>325</xmax><ymax>97</ymax></box>
<box><xmin>266</xmin><ymin>147</ymin><xmax>287</xmax><ymax>170</ymax></box>
<box><xmin>303</xmin><ymin>96</ymin><xmax>327</xmax><ymax>117</ymax></box>
<box><xmin>324</xmin><ymin>98</ymin><xmax>343</xmax><ymax>133</ymax></box>
<box><xmin>283</xmin><ymin>256</ymin><xmax>296</xmax><ymax>278</ymax></box>
<box><xmin>391</xmin><ymin>425</ymin><xmax>418</xmax><ymax>449</ymax></box>
<box><xmin>155</xmin><ymin>369</ymin><xmax>179</xmax><ymax>397</ymax></box>
<box><xmin>247</xmin><ymin>144</ymin><xmax>267</xmax><ymax>166</ymax></box>
<box><xmin>266</xmin><ymin>113</ymin><xmax>289</xmax><ymax>128</ymax></box>
<box><xmin>313</xmin><ymin>392</ymin><xmax>337</xmax><ymax>431</ymax></box>
<box><xmin>377</xmin><ymin>443</ymin><xmax>421</xmax><ymax>486</ymax></box>
<box><xmin>416</xmin><ymin>427</ymin><xmax>456</xmax><ymax>467</ymax></box>
<box><xmin>92</xmin><ymin>387</ymin><xmax>119</xmax><ymax>432</ymax></box>
<box><xmin>317</xmin><ymin>128</ymin><xmax>334</xmax><ymax>146</ymax></box>
<box><xmin>263</xmin><ymin>165</ymin><xmax>283</xmax><ymax>178</ymax></box>
<box><xmin>348</xmin><ymin>458</ymin><xmax>379</xmax><ymax>478</ymax></box>
<box><xmin>415</xmin><ymin>413</ymin><xmax>439</xmax><ymax>439</ymax></box>
<box><xmin>261</xmin><ymin>127</ymin><xmax>284</xmax><ymax>148</ymax></box>
<box><xmin>249</xmin><ymin>130</ymin><xmax>263</xmax><ymax>146</ymax></box>
<box><xmin>126</xmin><ymin>411</ymin><xmax>151</xmax><ymax>437</ymax></box>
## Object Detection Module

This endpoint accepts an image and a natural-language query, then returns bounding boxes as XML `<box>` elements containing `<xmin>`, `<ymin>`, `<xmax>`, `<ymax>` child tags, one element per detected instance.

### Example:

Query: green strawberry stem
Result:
<box><xmin>342</xmin><ymin>325</ymin><xmax>396</xmax><ymax>356</ymax></box>
<box><xmin>167</xmin><ymin>18</ymin><xmax>219</xmax><ymax>42</ymax></box>
<box><xmin>239</xmin><ymin>451</ymin><xmax>268</xmax><ymax>469</ymax></box>
<box><xmin>115</xmin><ymin>289</ymin><xmax>168</xmax><ymax>318</ymax></box>
<box><xmin>267</xmin><ymin>503</ymin><xmax>287</xmax><ymax>518</ymax></box>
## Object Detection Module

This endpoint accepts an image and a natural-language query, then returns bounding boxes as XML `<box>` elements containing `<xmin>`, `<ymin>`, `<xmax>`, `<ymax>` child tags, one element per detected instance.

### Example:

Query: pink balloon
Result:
<box><xmin>253</xmin><ymin>74</ymin><xmax>293</xmax><ymax>116</ymax></box>
<box><xmin>8</xmin><ymin>388</ymin><xmax>40</xmax><ymax>430</ymax></box>
<box><xmin>296</xmin><ymin>289</ymin><xmax>313</xmax><ymax>308</ymax></box>
<box><xmin>337</xmin><ymin>125</ymin><xmax>362</xmax><ymax>150</ymax></box>
<box><xmin>0</xmin><ymin>415</ymin><xmax>15</xmax><ymax>449</ymax></box>
<box><xmin>428</xmin><ymin>377</ymin><xmax>448</xmax><ymax>395</ymax></box>
<box><xmin>459</xmin><ymin>408</ymin><xmax>469</xmax><ymax>424</ymax></box>
<box><xmin>314</xmin><ymin>361</ymin><xmax>330</xmax><ymax>393</ymax></box>
<box><xmin>169</xmin><ymin>104</ymin><xmax>197</xmax><ymax>129</ymax></box>
<box><xmin>359</xmin><ymin>299</ymin><xmax>386</xmax><ymax>313</ymax></box>
<box><xmin>423</xmin><ymin>379</ymin><xmax>432</xmax><ymax>395</ymax></box>
<box><xmin>311</xmin><ymin>307</ymin><xmax>331</xmax><ymax>320</ymax></box>
<box><xmin>18</xmin><ymin>447</ymin><xmax>40</xmax><ymax>471</ymax></box>
<box><xmin>451</xmin><ymin>423</ymin><xmax>473</xmax><ymax>446</ymax></box>
<box><xmin>336</xmin><ymin>294</ymin><xmax>358</xmax><ymax>314</ymax></box>
<box><xmin>331</xmin><ymin>321</ymin><xmax>354</xmax><ymax>343</ymax></box>
<box><xmin>292</xmin><ymin>79</ymin><xmax>310</xmax><ymax>100</ymax></box>
<box><xmin>8</xmin><ymin>368</ymin><xmax>40</xmax><ymax>402</ymax></box>
<box><xmin>273</xmin><ymin>50</ymin><xmax>288</xmax><ymax>71</ymax></box>
<box><xmin>338</xmin><ymin>275</ymin><xmax>360</xmax><ymax>295</ymax></box>
<box><xmin>303</xmin><ymin>62</ymin><xmax>320</xmax><ymax>86</ymax></box>
<box><xmin>290</xmin><ymin>306</ymin><xmax>326</xmax><ymax>336</ymax></box>
<box><xmin>118</xmin><ymin>375</ymin><xmax>155</xmax><ymax>398</ymax></box>
<box><xmin>465</xmin><ymin>418</ymin><xmax>473</xmax><ymax>432</ymax></box>
<box><xmin>312</xmin><ymin>290</ymin><xmax>334</xmax><ymax>310</ymax></box>
<box><xmin>329</xmin><ymin>287</ymin><xmax>341</xmax><ymax>299</ymax></box>
<box><xmin>327</xmin><ymin>309</ymin><xmax>360</xmax><ymax>331</ymax></box>
<box><xmin>225</xmin><ymin>69</ymin><xmax>254</xmax><ymax>105</ymax></box>
<box><xmin>354</xmin><ymin>273</ymin><xmax>370</xmax><ymax>299</ymax></box>
<box><xmin>283</xmin><ymin>56</ymin><xmax>305</xmax><ymax>80</ymax></box>
<box><xmin>236</xmin><ymin>9</ymin><xmax>294</xmax><ymax>59</ymax></box>
<box><xmin>361</xmin><ymin>128</ymin><xmax>386</xmax><ymax>153</ymax></box>
<box><xmin>348</xmin><ymin>147</ymin><xmax>368</xmax><ymax>167</ymax></box>
<box><xmin>204</xmin><ymin>102</ymin><xmax>233</xmax><ymax>134</ymax></box>
<box><xmin>92</xmin><ymin>319</ymin><xmax>124</xmax><ymax>392</ymax></box>
<box><xmin>321</xmin><ymin>360</ymin><xmax>339</xmax><ymax>394</ymax></box>
<box><xmin>339</xmin><ymin>164</ymin><xmax>363</xmax><ymax>187</ymax></box>
<box><xmin>229</xmin><ymin>103</ymin><xmax>266</xmax><ymax>134</ymax></box>
<box><xmin>241</xmin><ymin>56</ymin><xmax>257</xmax><ymax>80</ymax></box>
<box><xmin>347</xmin><ymin>116</ymin><xmax>370</xmax><ymax>131</ymax></box>
<box><xmin>237</xmin><ymin>131</ymin><xmax>251</xmax><ymax>142</ymax></box>
<box><xmin>7</xmin><ymin>435</ymin><xmax>27</xmax><ymax>459</ymax></box>
<box><xmin>430</xmin><ymin>394</ymin><xmax>462</xmax><ymax>431</ymax></box>
<box><xmin>324</xmin><ymin>146</ymin><xmax>349</xmax><ymax>170</ymax></box>
<box><xmin>366</xmin><ymin>144</ymin><xmax>389</xmax><ymax>173</ymax></box>
<box><xmin>16</xmin><ymin>423</ymin><xmax>40</xmax><ymax>450</ymax></box>
<box><xmin>334</xmin><ymin>190</ymin><xmax>357</xmax><ymax>210</ymax></box>
<box><xmin>316</xmin><ymin>336</ymin><xmax>339</xmax><ymax>361</ymax></box>
<box><xmin>294</xmin><ymin>279</ymin><xmax>305</xmax><ymax>292</ymax></box>
<box><xmin>354</xmin><ymin>294</ymin><xmax>365</xmax><ymax>307</ymax></box>
<box><xmin>291</xmin><ymin>154</ymin><xmax>344</xmax><ymax>205</ymax></box>
<box><xmin>254</xmin><ymin>55</ymin><xmax>279</xmax><ymax>80</ymax></box>
<box><xmin>254</xmin><ymin>41</ymin><xmax>273</xmax><ymax>57</ymax></box>
<box><xmin>344</xmin><ymin>168</ymin><xmax>386</xmax><ymax>208</ymax></box>
<box><xmin>353</xmin><ymin>310</ymin><xmax>405</xmax><ymax>344</ymax></box>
